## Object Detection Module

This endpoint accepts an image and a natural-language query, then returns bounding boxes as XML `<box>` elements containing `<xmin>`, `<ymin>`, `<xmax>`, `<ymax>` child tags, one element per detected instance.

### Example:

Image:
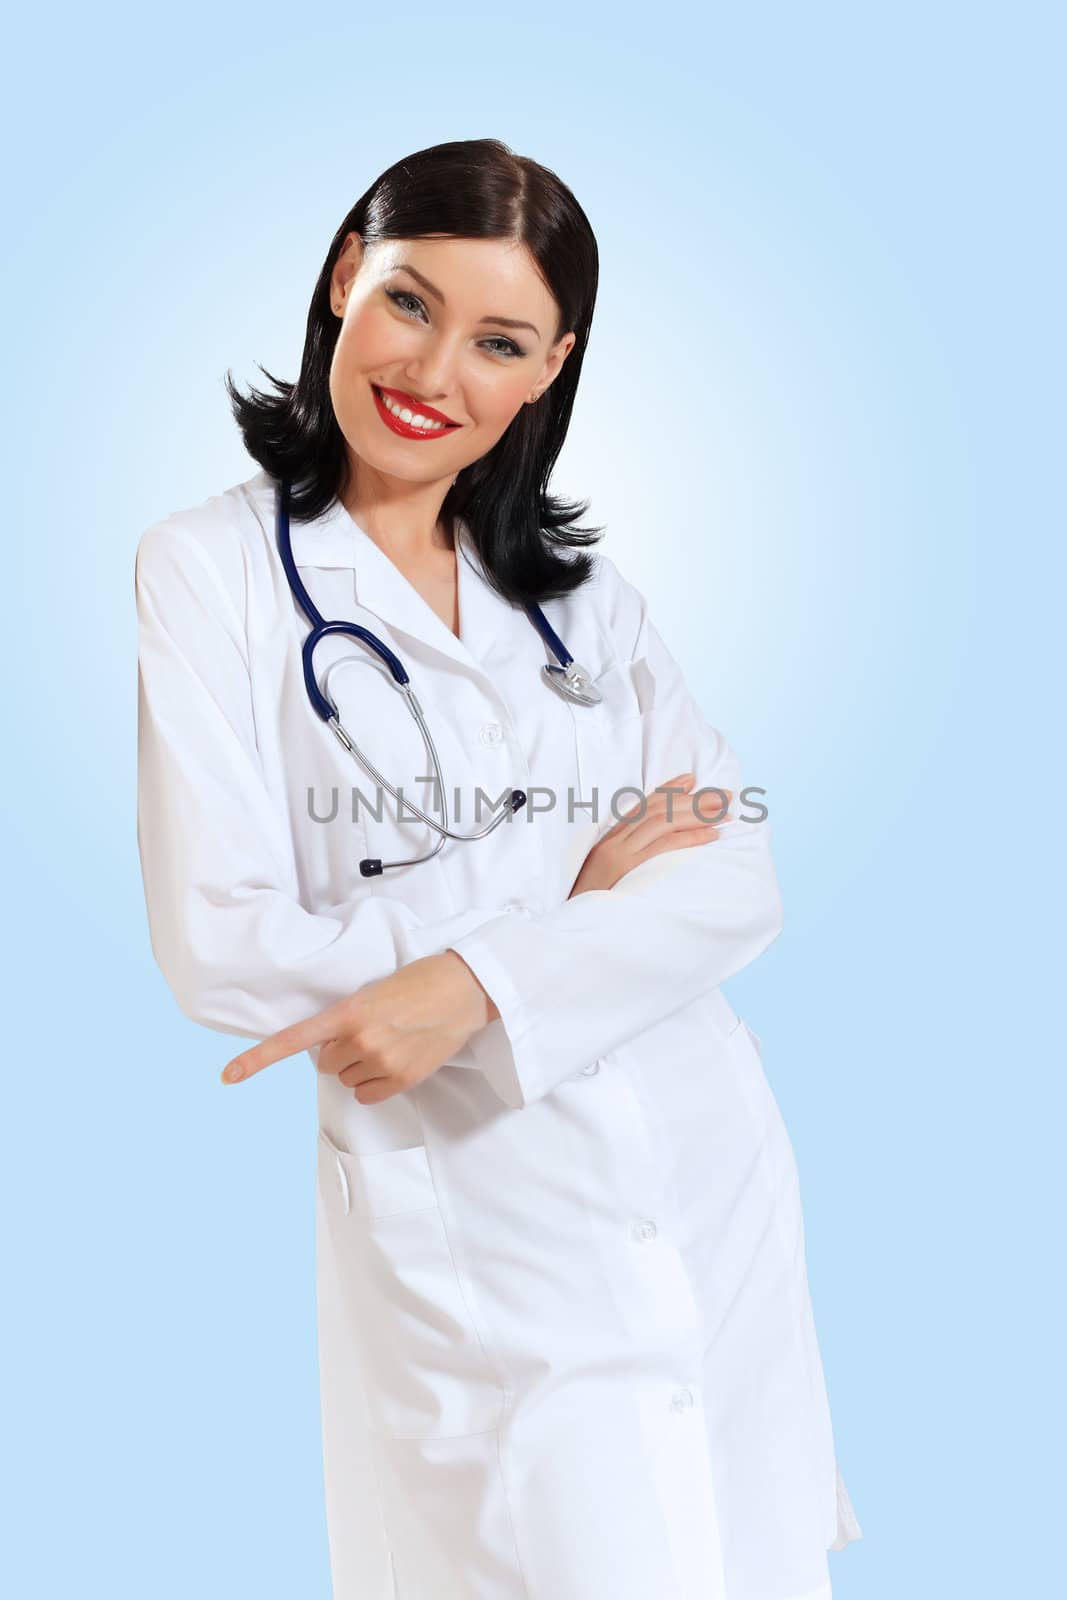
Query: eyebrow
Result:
<box><xmin>385</xmin><ymin>262</ymin><xmax>542</xmax><ymax>338</ymax></box>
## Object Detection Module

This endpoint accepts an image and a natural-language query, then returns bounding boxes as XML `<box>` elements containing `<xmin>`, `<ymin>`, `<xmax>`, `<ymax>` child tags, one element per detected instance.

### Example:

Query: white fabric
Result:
<box><xmin>136</xmin><ymin>468</ymin><xmax>862</xmax><ymax>1598</ymax></box>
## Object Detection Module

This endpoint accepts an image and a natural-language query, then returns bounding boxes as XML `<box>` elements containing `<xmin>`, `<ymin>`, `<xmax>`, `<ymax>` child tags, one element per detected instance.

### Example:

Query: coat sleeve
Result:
<box><xmin>135</xmin><ymin>520</ymin><xmax>521</xmax><ymax>1044</ymax></box>
<box><xmin>446</xmin><ymin>554</ymin><xmax>785</xmax><ymax>1110</ymax></box>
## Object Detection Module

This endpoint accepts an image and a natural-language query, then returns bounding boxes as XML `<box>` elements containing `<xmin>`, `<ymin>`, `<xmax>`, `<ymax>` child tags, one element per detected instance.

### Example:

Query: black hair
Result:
<box><xmin>224</xmin><ymin>137</ymin><xmax>604</xmax><ymax>606</ymax></box>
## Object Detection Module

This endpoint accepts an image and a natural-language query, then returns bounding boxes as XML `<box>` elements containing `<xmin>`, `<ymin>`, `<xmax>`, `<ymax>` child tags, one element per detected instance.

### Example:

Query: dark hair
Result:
<box><xmin>224</xmin><ymin>137</ymin><xmax>603</xmax><ymax>605</ymax></box>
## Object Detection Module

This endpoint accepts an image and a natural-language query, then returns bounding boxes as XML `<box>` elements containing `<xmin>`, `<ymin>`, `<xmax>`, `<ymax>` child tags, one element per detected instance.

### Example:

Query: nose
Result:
<box><xmin>402</xmin><ymin>330</ymin><xmax>463</xmax><ymax>403</ymax></box>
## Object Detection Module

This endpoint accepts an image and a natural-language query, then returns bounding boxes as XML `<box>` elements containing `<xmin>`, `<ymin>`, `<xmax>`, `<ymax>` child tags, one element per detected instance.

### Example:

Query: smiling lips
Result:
<box><xmin>373</xmin><ymin>384</ymin><xmax>461</xmax><ymax>440</ymax></box>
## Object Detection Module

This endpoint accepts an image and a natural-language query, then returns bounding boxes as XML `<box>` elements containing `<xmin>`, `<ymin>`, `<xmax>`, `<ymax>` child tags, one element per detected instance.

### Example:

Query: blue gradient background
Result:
<box><xmin>4</xmin><ymin>3</ymin><xmax>1062</xmax><ymax>1596</ymax></box>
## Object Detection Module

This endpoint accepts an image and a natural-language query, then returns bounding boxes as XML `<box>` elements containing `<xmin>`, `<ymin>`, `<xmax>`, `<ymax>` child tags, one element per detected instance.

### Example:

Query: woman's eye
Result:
<box><xmin>481</xmin><ymin>335</ymin><xmax>524</xmax><ymax>359</ymax></box>
<box><xmin>386</xmin><ymin>288</ymin><xmax>426</xmax><ymax>319</ymax></box>
<box><xmin>385</xmin><ymin>288</ymin><xmax>525</xmax><ymax>359</ymax></box>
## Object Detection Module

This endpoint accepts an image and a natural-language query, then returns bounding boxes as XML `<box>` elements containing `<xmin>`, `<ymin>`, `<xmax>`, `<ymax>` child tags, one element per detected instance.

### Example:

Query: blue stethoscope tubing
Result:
<box><xmin>275</xmin><ymin>476</ymin><xmax>600</xmax><ymax>875</ymax></box>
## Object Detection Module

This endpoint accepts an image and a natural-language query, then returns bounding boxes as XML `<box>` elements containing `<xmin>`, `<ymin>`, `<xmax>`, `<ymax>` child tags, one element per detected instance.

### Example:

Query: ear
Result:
<box><xmin>526</xmin><ymin>330</ymin><xmax>577</xmax><ymax>402</ymax></box>
<box><xmin>331</xmin><ymin>231</ymin><xmax>365</xmax><ymax>317</ymax></box>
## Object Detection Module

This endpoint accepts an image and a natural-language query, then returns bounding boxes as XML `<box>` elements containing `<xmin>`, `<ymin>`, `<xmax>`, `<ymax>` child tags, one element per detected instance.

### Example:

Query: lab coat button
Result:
<box><xmin>632</xmin><ymin>1218</ymin><xmax>658</xmax><ymax>1243</ymax></box>
<box><xmin>568</xmin><ymin>1059</ymin><xmax>601</xmax><ymax>1083</ymax></box>
<box><xmin>671</xmin><ymin>1388</ymin><xmax>695</xmax><ymax>1412</ymax></box>
<box><xmin>479</xmin><ymin>722</ymin><xmax>504</xmax><ymax>746</ymax></box>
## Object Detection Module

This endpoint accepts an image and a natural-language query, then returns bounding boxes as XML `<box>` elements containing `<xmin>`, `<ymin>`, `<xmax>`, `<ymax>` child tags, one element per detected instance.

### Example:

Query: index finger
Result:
<box><xmin>221</xmin><ymin>998</ymin><xmax>350</xmax><ymax>1084</ymax></box>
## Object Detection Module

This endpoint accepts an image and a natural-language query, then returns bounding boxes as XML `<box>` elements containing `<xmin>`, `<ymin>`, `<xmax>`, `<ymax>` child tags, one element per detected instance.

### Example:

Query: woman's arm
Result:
<box><xmin>135</xmin><ymin>520</ymin><xmax>521</xmax><ymax>1045</ymax></box>
<box><xmin>447</xmin><ymin>554</ymin><xmax>784</xmax><ymax>1110</ymax></box>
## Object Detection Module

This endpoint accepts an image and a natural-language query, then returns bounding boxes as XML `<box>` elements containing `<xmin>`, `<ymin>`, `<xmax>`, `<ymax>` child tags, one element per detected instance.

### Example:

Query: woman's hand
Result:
<box><xmin>568</xmin><ymin>772</ymin><xmax>730</xmax><ymax>896</ymax></box>
<box><xmin>219</xmin><ymin>950</ymin><xmax>499</xmax><ymax>1104</ymax></box>
<box><xmin>219</xmin><ymin>775</ymin><xmax>729</xmax><ymax>1097</ymax></box>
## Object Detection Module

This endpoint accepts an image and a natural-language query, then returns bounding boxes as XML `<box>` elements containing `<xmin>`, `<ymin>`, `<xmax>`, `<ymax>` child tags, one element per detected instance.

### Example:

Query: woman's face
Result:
<box><xmin>328</xmin><ymin>233</ymin><xmax>576</xmax><ymax>494</ymax></box>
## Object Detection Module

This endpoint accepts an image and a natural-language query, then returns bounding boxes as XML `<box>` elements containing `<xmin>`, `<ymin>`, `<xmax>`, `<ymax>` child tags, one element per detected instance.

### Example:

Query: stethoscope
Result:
<box><xmin>276</xmin><ymin>476</ymin><xmax>602</xmax><ymax>876</ymax></box>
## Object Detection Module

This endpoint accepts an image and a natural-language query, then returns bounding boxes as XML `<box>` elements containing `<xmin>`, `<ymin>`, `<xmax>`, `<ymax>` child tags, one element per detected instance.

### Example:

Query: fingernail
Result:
<box><xmin>222</xmin><ymin>1064</ymin><xmax>243</xmax><ymax>1084</ymax></box>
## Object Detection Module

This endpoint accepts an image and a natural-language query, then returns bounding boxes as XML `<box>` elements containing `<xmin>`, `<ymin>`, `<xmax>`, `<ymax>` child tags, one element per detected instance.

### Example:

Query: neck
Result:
<box><xmin>340</xmin><ymin>458</ymin><xmax>456</xmax><ymax>562</ymax></box>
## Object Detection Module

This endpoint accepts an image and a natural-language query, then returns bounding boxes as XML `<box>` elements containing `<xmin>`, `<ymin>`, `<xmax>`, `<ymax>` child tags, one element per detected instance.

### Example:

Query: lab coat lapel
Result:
<box><xmin>287</xmin><ymin>495</ymin><xmax>513</xmax><ymax>678</ymax></box>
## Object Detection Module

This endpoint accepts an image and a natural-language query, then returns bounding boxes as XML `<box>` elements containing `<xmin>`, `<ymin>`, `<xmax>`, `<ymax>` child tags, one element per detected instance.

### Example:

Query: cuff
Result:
<box><xmin>448</xmin><ymin>908</ymin><xmax>537</xmax><ymax>1110</ymax></box>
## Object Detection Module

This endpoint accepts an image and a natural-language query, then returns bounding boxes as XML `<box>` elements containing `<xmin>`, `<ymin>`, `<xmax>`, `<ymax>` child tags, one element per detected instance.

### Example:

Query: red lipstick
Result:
<box><xmin>373</xmin><ymin>384</ymin><xmax>461</xmax><ymax>439</ymax></box>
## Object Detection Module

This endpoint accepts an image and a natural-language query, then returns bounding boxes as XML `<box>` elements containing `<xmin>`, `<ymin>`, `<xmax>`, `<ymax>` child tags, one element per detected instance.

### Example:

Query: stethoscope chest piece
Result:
<box><xmin>542</xmin><ymin>660</ymin><xmax>602</xmax><ymax>706</ymax></box>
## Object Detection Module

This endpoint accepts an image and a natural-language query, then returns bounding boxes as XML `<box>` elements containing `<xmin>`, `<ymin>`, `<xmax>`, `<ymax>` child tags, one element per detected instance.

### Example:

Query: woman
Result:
<box><xmin>135</xmin><ymin>137</ymin><xmax>862</xmax><ymax>1599</ymax></box>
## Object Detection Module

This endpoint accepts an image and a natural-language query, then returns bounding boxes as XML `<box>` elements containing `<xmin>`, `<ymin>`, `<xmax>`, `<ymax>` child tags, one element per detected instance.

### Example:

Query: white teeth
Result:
<box><xmin>378</xmin><ymin>389</ymin><xmax>448</xmax><ymax>431</ymax></box>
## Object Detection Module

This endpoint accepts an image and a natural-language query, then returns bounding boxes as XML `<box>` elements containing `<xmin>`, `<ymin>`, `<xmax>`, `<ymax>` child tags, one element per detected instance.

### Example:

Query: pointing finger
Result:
<box><xmin>220</xmin><ymin>1000</ymin><xmax>350</xmax><ymax>1084</ymax></box>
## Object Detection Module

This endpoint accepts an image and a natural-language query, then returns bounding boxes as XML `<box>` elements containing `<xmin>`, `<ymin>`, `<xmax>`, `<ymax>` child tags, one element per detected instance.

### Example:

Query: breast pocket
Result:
<box><xmin>568</xmin><ymin>656</ymin><xmax>656</xmax><ymax>828</ymax></box>
<box><xmin>316</xmin><ymin>1128</ymin><xmax>506</xmax><ymax>1439</ymax></box>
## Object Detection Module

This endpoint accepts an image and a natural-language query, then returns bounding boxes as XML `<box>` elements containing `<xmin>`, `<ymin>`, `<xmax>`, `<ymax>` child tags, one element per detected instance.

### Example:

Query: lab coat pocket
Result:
<box><xmin>317</xmin><ymin>1129</ymin><xmax>506</xmax><ymax>1440</ymax></box>
<box><xmin>569</xmin><ymin>657</ymin><xmax>654</xmax><ymax>825</ymax></box>
<box><xmin>721</xmin><ymin>1022</ymin><xmax>786</xmax><ymax>1159</ymax></box>
<box><xmin>718</xmin><ymin>1024</ymin><xmax>829</xmax><ymax>1460</ymax></box>
<box><xmin>723</xmin><ymin>1010</ymin><xmax>746</xmax><ymax>1040</ymax></box>
<box><xmin>720</xmin><ymin>1022</ymin><xmax>805</xmax><ymax>1258</ymax></box>
<box><xmin>318</xmin><ymin>1127</ymin><xmax>437</xmax><ymax>1218</ymax></box>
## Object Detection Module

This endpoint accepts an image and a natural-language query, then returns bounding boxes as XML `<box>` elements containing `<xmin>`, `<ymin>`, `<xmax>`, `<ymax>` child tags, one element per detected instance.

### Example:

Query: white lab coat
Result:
<box><xmin>135</xmin><ymin>468</ymin><xmax>862</xmax><ymax>1599</ymax></box>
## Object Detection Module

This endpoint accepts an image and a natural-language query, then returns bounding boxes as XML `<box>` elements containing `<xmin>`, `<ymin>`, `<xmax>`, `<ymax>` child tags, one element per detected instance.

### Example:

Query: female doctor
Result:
<box><xmin>135</xmin><ymin>137</ymin><xmax>862</xmax><ymax>1599</ymax></box>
